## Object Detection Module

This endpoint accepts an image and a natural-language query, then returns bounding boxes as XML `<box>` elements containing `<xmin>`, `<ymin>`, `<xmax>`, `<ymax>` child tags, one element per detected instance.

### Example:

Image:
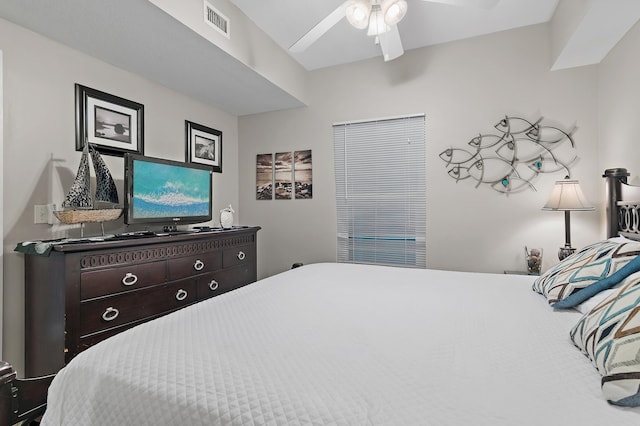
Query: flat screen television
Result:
<box><xmin>124</xmin><ymin>153</ymin><xmax>212</xmax><ymax>227</ymax></box>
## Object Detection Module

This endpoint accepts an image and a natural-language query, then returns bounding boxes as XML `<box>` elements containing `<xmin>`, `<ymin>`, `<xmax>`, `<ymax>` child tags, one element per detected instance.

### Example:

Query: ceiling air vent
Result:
<box><xmin>204</xmin><ymin>1</ymin><xmax>230</xmax><ymax>38</ymax></box>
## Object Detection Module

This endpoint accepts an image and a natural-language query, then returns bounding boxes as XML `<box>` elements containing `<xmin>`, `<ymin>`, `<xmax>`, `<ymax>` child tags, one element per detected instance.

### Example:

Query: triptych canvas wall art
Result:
<box><xmin>256</xmin><ymin>150</ymin><xmax>312</xmax><ymax>200</ymax></box>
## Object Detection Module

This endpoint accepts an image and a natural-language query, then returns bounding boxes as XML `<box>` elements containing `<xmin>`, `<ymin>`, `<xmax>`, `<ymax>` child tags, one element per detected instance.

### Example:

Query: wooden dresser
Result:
<box><xmin>23</xmin><ymin>226</ymin><xmax>260</xmax><ymax>377</ymax></box>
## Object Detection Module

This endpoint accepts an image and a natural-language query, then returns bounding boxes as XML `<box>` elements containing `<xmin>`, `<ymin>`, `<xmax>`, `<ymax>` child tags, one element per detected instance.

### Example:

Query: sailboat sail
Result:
<box><xmin>62</xmin><ymin>143</ymin><xmax>92</xmax><ymax>208</ymax></box>
<box><xmin>89</xmin><ymin>144</ymin><xmax>119</xmax><ymax>205</ymax></box>
<box><xmin>55</xmin><ymin>143</ymin><xmax>123</xmax><ymax>227</ymax></box>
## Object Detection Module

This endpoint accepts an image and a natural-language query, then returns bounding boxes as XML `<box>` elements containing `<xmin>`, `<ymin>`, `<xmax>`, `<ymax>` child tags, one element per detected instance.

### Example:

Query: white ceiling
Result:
<box><xmin>0</xmin><ymin>0</ymin><xmax>306</xmax><ymax>116</ymax></box>
<box><xmin>230</xmin><ymin>0</ymin><xmax>560</xmax><ymax>71</ymax></box>
<box><xmin>0</xmin><ymin>0</ymin><xmax>636</xmax><ymax>116</ymax></box>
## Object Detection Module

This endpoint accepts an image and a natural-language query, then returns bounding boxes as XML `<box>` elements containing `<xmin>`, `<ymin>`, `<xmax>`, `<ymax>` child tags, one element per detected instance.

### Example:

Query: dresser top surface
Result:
<box><xmin>47</xmin><ymin>226</ymin><xmax>261</xmax><ymax>253</ymax></box>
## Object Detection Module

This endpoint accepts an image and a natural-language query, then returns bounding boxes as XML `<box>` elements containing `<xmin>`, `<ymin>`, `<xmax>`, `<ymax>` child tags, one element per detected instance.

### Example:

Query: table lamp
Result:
<box><xmin>542</xmin><ymin>177</ymin><xmax>594</xmax><ymax>260</ymax></box>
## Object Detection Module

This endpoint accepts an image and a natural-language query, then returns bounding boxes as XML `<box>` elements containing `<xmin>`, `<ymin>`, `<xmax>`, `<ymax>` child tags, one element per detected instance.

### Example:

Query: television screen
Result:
<box><xmin>124</xmin><ymin>154</ymin><xmax>212</xmax><ymax>226</ymax></box>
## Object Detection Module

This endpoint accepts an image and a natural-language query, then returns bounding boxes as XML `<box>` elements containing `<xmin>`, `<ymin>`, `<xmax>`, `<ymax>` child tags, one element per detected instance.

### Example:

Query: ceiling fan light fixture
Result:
<box><xmin>346</xmin><ymin>0</ymin><xmax>372</xmax><ymax>30</ymax></box>
<box><xmin>367</xmin><ymin>5</ymin><xmax>391</xmax><ymax>36</ymax></box>
<box><xmin>381</xmin><ymin>0</ymin><xmax>407</xmax><ymax>26</ymax></box>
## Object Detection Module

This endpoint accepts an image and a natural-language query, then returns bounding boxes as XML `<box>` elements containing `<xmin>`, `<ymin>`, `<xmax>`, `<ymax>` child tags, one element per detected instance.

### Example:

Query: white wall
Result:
<box><xmin>0</xmin><ymin>18</ymin><xmax>239</xmax><ymax>375</ymax></box>
<box><xmin>597</xmin><ymin>16</ymin><xmax>640</xmax><ymax>182</ymax></box>
<box><xmin>239</xmin><ymin>23</ymin><xmax>602</xmax><ymax>279</ymax></box>
<box><xmin>596</xmin><ymin>13</ymin><xmax>640</xmax><ymax>233</ymax></box>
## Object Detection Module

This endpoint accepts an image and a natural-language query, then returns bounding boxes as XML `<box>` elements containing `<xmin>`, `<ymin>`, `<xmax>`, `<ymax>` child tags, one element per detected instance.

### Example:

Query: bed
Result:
<box><xmin>3</xmin><ymin>167</ymin><xmax>640</xmax><ymax>425</ymax></box>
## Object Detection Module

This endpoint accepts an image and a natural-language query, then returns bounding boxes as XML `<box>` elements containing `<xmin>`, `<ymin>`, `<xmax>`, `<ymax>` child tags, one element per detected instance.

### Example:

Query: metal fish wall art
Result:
<box><xmin>439</xmin><ymin>115</ymin><xmax>577</xmax><ymax>194</ymax></box>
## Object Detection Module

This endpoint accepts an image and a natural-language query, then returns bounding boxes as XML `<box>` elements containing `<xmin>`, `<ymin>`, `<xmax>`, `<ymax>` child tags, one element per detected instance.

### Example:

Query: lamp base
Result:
<box><xmin>558</xmin><ymin>246</ymin><xmax>576</xmax><ymax>261</ymax></box>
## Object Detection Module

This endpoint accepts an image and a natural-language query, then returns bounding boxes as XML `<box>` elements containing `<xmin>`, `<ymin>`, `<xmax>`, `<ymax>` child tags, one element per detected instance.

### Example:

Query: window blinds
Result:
<box><xmin>334</xmin><ymin>114</ymin><xmax>426</xmax><ymax>268</ymax></box>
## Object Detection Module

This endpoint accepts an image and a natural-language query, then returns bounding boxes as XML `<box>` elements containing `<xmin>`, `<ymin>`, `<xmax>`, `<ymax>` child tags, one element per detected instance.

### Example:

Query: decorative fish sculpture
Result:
<box><xmin>491</xmin><ymin>174</ymin><xmax>536</xmax><ymax>194</ymax></box>
<box><xmin>526</xmin><ymin>156</ymin><xmax>575</xmax><ymax>176</ymax></box>
<box><xmin>494</xmin><ymin>116</ymin><xmax>542</xmax><ymax>135</ymax></box>
<box><xmin>467</xmin><ymin>133</ymin><xmax>512</xmax><ymax>150</ymax></box>
<box><xmin>440</xmin><ymin>115</ymin><xmax>578</xmax><ymax>193</ymax></box>
<box><xmin>495</xmin><ymin>137</ymin><xmax>553</xmax><ymax>163</ymax></box>
<box><xmin>447</xmin><ymin>165</ymin><xmax>471</xmax><ymax>182</ymax></box>
<box><xmin>439</xmin><ymin>148</ymin><xmax>478</xmax><ymax>166</ymax></box>
<box><xmin>467</xmin><ymin>157</ymin><xmax>519</xmax><ymax>188</ymax></box>
<box><xmin>527</xmin><ymin>125</ymin><xmax>576</xmax><ymax>146</ymax></box>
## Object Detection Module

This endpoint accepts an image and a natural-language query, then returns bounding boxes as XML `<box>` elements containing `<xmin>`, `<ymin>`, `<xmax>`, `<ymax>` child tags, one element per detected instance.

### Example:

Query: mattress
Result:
<box><xmin>41</xmin><ymin>263</ymin><xmax>640</xmax><ymax>425</ymax></box>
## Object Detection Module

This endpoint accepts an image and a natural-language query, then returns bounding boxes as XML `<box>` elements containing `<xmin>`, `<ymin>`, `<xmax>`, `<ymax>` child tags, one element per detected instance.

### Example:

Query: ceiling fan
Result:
<box><xmin>289</xmin><ymin>0</ymin><xmax>500</xmax><ymax>62</ymax></box>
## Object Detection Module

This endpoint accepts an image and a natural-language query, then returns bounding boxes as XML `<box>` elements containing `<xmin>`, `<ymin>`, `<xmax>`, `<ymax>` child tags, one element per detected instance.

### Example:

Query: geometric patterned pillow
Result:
<box><xmin>532</xmin><ymin>240</ymin><xmax>640</xmax><ymax>304</ymax></box>
<box><xmin>569</xmin><ymin>272</ymin><xmax>640</xmax><ymax>406</ymax></box>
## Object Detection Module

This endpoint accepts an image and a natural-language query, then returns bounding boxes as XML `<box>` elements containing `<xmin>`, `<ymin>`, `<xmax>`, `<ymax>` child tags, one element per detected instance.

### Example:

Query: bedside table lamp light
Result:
<box><xmin>542</xmin><ymin>177</ymin><xmax>594</xmax><ymax>261</ymax></box>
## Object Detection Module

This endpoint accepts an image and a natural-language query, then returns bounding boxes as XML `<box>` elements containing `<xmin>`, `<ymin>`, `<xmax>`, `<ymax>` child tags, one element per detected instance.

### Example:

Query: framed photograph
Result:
<box><xmin>256</xmin><ymin>153</ymin><xmax>273</xmax><ymax>200</ymax></box>
<box><xmin>185</xmin><ymin>120</ymin><xmax>222</xmax><ymax>173</ymax></box>
<box><xmin>75</xmin><ymin>84</ymin><xmax>144</xmax><ymax>156</ymax></box>
<box><xmin>294</xmin><ymin>150</ymin><xmax>312</xmax><ymax>199</ymax></box>
<box><xmin>274</xmin><ymin>152</ymin><xmax>292</xmax><ymax>200</ymax></box>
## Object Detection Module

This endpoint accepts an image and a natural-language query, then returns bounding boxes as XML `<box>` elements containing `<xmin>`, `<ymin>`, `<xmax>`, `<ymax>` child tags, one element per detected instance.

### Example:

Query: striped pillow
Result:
<box><xmin>570</xmin><ymin>272</ymin><xmax>640</xmax><ymax>406</ymax></box>
<box><xmin>532</xmin><ymin>240</ymin><xmax>640</xmax><ymax>304</ymax></box>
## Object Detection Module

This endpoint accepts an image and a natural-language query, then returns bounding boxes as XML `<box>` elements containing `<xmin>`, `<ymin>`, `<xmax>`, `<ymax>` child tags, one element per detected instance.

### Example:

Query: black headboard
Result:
<box><xmin>603</xmin><ymin>168</ymin><xmax>640</xmax><ymax>240</ymax></box>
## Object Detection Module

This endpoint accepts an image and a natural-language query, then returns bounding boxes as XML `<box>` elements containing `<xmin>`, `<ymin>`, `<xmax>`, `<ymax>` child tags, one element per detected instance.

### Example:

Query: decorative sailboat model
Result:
<box><xmin>54</xmin><ymin>143</ymin><xmax>123</xmax><ymax>233</ymax></box>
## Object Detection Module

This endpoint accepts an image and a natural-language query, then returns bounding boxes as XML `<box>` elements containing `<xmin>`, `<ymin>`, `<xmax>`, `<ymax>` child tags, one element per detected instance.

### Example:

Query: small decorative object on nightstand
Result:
<box><xmin>525</xmin><ymin>246</ymin><xmax>542</xmax><ymax>275</ymax></box>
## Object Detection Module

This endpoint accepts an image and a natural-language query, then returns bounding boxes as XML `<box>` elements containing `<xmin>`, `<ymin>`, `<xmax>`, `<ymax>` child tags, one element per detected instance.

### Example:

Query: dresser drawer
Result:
<box><xmin>196</xmin><ymin>265</ymin><xmax>256</xmax><ymax>300</ymax></box>
<box><xmin>196</xmin><ymin>270</ymin><xmax>238</xmax><ymax>300</ymax></box>
<box><xmin>223</xmin><ymin>244</ymin><xmax>256</xmax><ymax>269</ymax></box>
<box><xmin>79</xmin><ymin>279</ymin><xmax>197</xmax><ymax>336</ymax></box>
<box><xmin>81</xmin><ymin>261</ymin><xmax>167</xmax><ymax>300</ymax></box>
<box><xmin>168</xmin><ymin>251</ymin><xmax>222</xmax><ymax>281</ymax></box>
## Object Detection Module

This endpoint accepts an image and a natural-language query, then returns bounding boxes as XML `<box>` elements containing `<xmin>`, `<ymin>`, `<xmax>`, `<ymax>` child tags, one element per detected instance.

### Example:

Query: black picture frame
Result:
<box><xmin>75</xmin><ymin>84</ymin><xmax>144</xmax><ymax>156</ymax></box>
<box><xmin>185</xmin><ymin>120</ymin><xmax>222</xmax><ymax>173</ymax></box>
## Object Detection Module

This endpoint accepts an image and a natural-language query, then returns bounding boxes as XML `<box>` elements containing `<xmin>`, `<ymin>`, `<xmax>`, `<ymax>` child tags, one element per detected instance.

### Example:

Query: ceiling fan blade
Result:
<box><xmin>420</xmin><ymin>0</ymin><xmax>500</xmax><ymax>9</ymax></box>
<box><xmin>289</xmin><ymin>1</ymin><xmax>350</xmax><ymax>53</ymax></box>
<box><xmin>378</xmin><ymin>25</ymin><xmax>404</xmax><ymax>62</ymax></box>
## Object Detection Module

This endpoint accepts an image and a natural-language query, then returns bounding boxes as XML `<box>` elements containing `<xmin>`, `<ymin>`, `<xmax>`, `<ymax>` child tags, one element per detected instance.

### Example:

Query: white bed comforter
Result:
<box><xmin>41</xmin><ymin>263</ymin><xmax>640</xmax><ymax>425</ymax></box>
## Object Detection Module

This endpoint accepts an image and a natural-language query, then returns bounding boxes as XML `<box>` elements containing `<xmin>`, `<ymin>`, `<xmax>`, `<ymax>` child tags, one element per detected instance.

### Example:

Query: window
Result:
<box><xmin>334</xmin><ymin>114</ymin><xmax>426</xmax><ymax>268</ymax></box>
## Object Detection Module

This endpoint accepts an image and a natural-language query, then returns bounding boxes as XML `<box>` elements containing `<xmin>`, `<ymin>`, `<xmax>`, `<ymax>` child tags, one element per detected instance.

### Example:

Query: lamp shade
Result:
<box><xmin>542</xmin><ymin>179</ymin><xmax>595</xmax><ymax>211</ymax></box>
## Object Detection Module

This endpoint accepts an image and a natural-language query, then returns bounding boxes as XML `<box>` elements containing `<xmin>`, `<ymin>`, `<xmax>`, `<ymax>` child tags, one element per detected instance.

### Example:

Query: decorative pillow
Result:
<box><xmin>570</xmin><ymin>272</ymin><xmax>640</xmax><ymax>406</ymax></box>
<box><xmin>553</xmin><ymin>255</ymin><xmax>640</xmax><ymax>309</ymax></box>
<box><xmin>532</xmin><ymin>240</ymin><xmax>640</xmax><ymax>304</ymax></box>
<box><xmin>574</xmin><ymin>289</ymin><xmax>616</xmax><ymax>314</ymax></box>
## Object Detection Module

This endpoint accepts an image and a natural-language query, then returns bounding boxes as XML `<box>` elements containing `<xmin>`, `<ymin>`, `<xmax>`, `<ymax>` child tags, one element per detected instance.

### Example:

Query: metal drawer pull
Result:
<box><xmin>209</xmin><ymin>280</ymin><xmax>219</xmax><ymax>291</ymax></box>
<box><xmin>237</xmin><ymin>251</ymin><xmax>246</xmax><ymax>261</ymax></box>
<box><xmin>102</xmin><ymin>307</ymin><xmax>119</xmax><ymax>322</ymax></box>
<box><xmin>176</xmin><ymin>289</ymin><xmax>188</xmax><ymax>301</ymax></box>
<box><xmin>121</xmin><ymin>272</ymin><xmax>138</xmax><ymax>286</ymax></box>
<box><xmin>193</xmin><ymin>259</ymin><xmax>205</xmax><ymax>271</ymax></box>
